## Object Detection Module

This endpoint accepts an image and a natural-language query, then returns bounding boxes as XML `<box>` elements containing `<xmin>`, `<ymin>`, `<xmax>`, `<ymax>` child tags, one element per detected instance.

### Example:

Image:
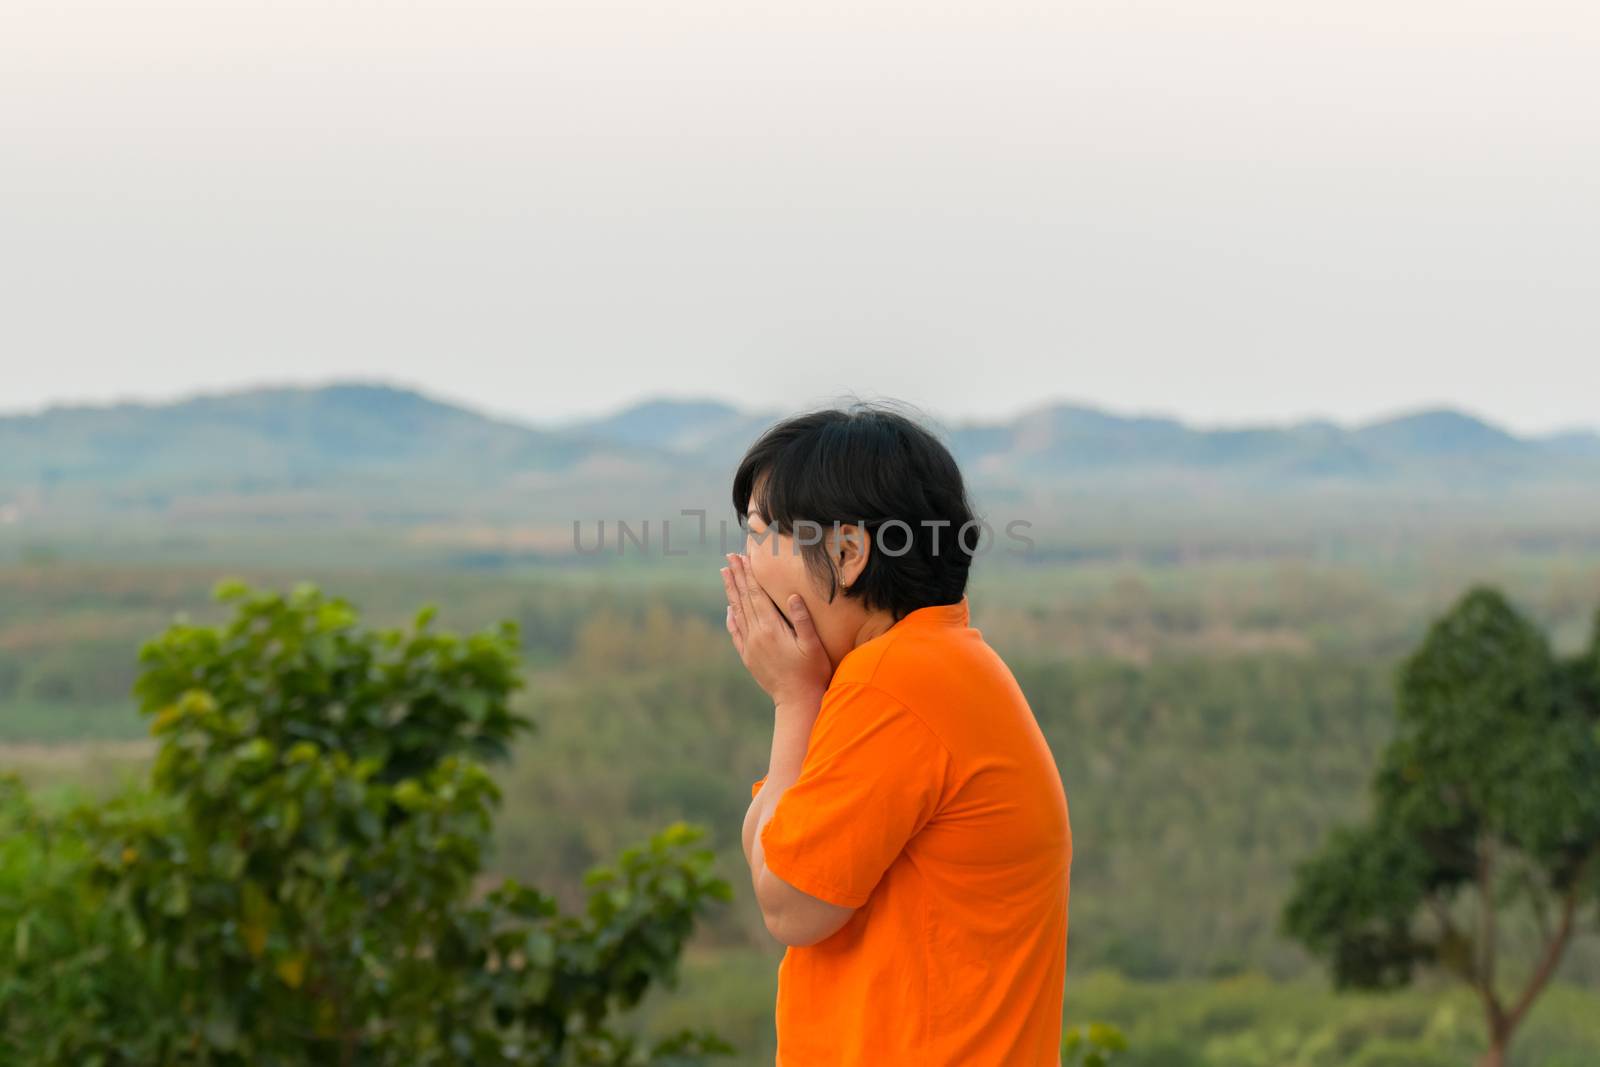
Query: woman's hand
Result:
<box><xmin>721</xmin><ymin>552</ymin><xmax>833</xmax><ymax>707</ymax></box>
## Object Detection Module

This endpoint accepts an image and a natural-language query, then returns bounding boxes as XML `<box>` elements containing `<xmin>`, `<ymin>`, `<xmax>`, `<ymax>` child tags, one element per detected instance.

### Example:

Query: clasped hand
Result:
<box><xmin>720</xmin><ymin>552</ymin><xmax>833</xmax><ymax>708</ymax></box>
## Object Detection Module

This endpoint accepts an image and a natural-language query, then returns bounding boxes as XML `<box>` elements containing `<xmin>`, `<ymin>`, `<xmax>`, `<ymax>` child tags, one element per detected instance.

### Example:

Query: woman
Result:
<box><xmin>721</xmin><ymin>402</ymin><xmax>1072</xmax><ymax>1066</ymax></box>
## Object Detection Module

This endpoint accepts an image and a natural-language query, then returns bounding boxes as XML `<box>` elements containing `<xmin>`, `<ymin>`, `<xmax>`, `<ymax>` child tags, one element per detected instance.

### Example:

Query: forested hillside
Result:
<box><xmin>5</xmin><ymin>552</ymin><xmax>1600</xmax><ymax>1063</ymax></box>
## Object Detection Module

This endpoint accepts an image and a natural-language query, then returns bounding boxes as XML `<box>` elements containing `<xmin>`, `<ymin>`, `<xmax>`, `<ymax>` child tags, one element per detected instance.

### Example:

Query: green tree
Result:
<box><xmin>0</xmin><ymin>580</ymin><xmax>733</xmax><ymax>1065</ymax></box>
<box><xmin>1283</xmin><ymin>586</ymin><xmax>1600</xmax><ymax>1067</ymax></box>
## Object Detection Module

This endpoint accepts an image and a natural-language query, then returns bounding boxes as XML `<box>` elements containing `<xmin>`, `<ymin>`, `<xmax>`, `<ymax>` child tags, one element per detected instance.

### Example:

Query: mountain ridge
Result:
<box><xmin>3</xmin><ymin>383</ymin><xmax>1596</xmax><ymax>513</ymax></box>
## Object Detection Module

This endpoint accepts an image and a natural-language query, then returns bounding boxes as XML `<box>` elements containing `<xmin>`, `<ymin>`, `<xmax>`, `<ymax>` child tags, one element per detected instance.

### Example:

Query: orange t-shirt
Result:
<box><xmin>748</xmin><ymin>594</ymin><xmax>1072</xmax><ymax>1066</ymax></box>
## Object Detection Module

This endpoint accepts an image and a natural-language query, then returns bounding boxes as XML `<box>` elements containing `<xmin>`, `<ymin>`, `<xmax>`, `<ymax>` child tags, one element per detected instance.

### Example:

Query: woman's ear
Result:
<box><xmin>832</xmin><ymin>523</ymin><xmax>871</xmax><ymax>590</ymax></box>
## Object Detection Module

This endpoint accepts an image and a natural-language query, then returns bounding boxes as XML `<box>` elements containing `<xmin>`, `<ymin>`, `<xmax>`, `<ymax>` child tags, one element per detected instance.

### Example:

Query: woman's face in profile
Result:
<box><xmin>742</xmin><ymin>507</ymin><xmax>818</xmax><ymax>629</ymax></box>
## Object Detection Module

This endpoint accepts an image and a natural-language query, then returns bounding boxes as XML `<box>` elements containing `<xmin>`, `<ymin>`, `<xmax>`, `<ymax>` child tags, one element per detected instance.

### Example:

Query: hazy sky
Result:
<box><xmin>4</xmin><ymin>0</ymin><xmax>1597</xmax><ymax>433</ymax></box>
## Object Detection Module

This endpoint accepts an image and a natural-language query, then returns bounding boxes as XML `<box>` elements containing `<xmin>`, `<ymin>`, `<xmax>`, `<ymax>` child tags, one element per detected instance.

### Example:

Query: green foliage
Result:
<box><xmin>1279</xmin><ymin>820</ymin><xmax>1441</xmax><ymax>990</ymax></box>
<box><xmin>0</xmin><ymin>581</ymin><xmax>733</xmax><ymax>1066</ymax></box>
<box><xmin>1376</xmin><ymin>589</ymin><xmax>1597</xmax><ymax>880</ymax></box>
<box><xmin>8</xmin><ymin>564</ymin><xmax>1600</xmax><ymax>1065</ymax></box>
<box><xmin>1056</xmin><ymin>969</ymin><xmax>1600</xmax><ymax>1067</ymax></box>
<box><xmin>1062</xmin><ymin>1021</ymin><xmax>1129</xmax><ymax>1066</ymax></box>
<box><xmin>1284</xmin><ymin>586</ymin><xmax>1600</xmax><ymax>1058</ymax></box>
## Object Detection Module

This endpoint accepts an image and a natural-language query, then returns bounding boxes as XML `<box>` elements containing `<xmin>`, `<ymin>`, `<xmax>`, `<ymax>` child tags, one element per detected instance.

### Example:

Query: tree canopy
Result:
<box><xmin>0</xmin><ymin>580</ymin><xmax>733</xmax><ymax>1066</ymax></box>
<box><xmin>1284</xmin><ymin>587</ymin><xmax>1600</xmax><ymax>1066</ymax></box>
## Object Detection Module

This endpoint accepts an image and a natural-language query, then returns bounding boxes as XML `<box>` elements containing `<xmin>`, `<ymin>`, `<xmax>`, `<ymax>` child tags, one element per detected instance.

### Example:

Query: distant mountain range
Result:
<box><xmin>560</xmin><ymin>394</ymin><xmax>1600</xmax><ymax>489</ymax></box>
<box><xmin>2</xmin><ymin>383</ymin><xmax>1596</xmax><ymax>525</ymax></box>
<box><xmin>2</xmin><ymin>384</ymin><xmax>604</xmax><ymax>492</ymax></box>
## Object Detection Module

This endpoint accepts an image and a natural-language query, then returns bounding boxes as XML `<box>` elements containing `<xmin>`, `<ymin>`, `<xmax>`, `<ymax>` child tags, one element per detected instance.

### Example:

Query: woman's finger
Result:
<box><xmin>728</xmin><ymin>553</ymin><xmax>763</xmax><ymax>629</ymax></box>
<box><xmin>725</xmin><ymin>603</ymin><xmax>745</xmax><ymax>657</ymax></box>
<box><xmin>784</xmin><ymin>593</ymin><xmax>824</xmax><ymax>659</ymax></box>
<box><xmin>742</xmin><ymin>554</ymin><xmax>785</xmax><ymax>623</ymax></box>
<box><xmin>720</xmin><ymin>565</ymin><xmax>745</xmax><ymax>636</ymax></box>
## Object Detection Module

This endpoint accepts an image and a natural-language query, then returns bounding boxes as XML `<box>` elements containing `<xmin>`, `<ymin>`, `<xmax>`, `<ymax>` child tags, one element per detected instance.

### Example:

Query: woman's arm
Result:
<box><xmin>745</xmin><ymin>694</ymin><xmax>858</xmax><ymax>946</ymax></box>
<box><xmin>742</xmin><ymin>696</ymin><xmax>814</xmax><ymax>864</ymax></box>
<box><xmin>719</xmin><ymin>554</ymin><xmax>856</xmax><ymax>945</ymax></box>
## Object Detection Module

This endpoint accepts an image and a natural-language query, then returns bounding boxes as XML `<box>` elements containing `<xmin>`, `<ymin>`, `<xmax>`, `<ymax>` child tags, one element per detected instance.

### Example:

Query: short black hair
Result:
<box><xmin>731</xmin><ymin>400</ymin><xmax>978</xmax><ymax>622</ymax></box>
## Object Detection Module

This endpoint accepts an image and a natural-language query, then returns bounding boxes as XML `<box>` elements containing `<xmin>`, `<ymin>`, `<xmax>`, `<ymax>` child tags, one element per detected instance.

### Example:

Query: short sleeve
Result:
<box><xmin>758</xmin><ymin>682</ymin><xmax>951</xmax><ymax>909</ymax></box>
<box><xmin>751</xmin><ymin>775</ymin><xmax>767</xmax><ymax>799</ymax></box>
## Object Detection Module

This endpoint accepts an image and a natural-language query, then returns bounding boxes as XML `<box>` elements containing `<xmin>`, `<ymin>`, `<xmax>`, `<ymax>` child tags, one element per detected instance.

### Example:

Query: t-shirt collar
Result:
<box><xmin>894</xmin><ymin>594</ymin><xmax>971</xmax><ymax>629</ymax></box>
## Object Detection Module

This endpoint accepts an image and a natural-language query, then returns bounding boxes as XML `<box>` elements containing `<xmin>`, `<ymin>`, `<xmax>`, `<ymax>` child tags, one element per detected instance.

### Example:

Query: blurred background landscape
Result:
<box><xmin>6</xmin><ymin>0</ymin><xmax>1598</xmax><ymax>1059</ymax></box>
<box><xmin>4</xmin><ymin>382</ymin><xmax>1599</xmax><ymax>1063</ymax></box>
